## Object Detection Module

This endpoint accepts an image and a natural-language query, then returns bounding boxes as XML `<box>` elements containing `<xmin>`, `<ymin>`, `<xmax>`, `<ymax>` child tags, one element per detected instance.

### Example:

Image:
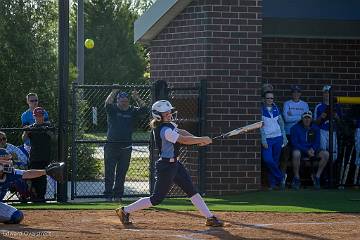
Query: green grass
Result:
<box><xmin>93</xmin><ymin>156</ymin><xmax>149</xmax><ymax>181</ymax></box>
<box><xmin>126</xmin><ymin>157</ymin><xmax>149</xmax><ymax>181</ymax></box>
<box><xmin>14</xmin><ymin>189</ymin><xmax>360</xmax><ymax>213</ymax></box>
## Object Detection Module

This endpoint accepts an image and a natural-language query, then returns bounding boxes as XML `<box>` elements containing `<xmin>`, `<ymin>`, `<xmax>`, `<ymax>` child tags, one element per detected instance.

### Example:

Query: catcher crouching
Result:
<box><xmin>0</xmin><ymin>148</ymin><xmax>64</xmax><ymax>224</ymax></box>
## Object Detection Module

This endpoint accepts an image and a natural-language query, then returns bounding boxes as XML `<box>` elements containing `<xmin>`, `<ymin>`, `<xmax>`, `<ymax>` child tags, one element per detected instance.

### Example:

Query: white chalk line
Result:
<box><xmin>252</xmin><ymin>221</ymin><xmax>357</xmax><ymax>228</ymax></box>
<box><xmin>123</xmin><ymin>228</ymin><xmax>220</xmax><ymax>240</ymax></box>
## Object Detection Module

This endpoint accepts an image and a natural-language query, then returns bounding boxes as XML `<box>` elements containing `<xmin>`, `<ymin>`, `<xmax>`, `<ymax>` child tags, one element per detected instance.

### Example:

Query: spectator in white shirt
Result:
<box><xmin>280</xmin><ymin>85</ymin><xmax>309</xmax><ymax>177</ymax></box>
<box><xmin>283</xmin><ymin>85</ymin><xmax>309</xmax><ymax>136</ymax></box>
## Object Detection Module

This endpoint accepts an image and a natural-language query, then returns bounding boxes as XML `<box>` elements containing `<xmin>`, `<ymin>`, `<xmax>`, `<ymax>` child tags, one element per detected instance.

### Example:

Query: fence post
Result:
<box><xmin>329</xmin><ymin>86</ymin><xmax>334</xmax><ymax>187</ymax></box>
<box><xmin>198</xmin><ymin>80</ymin><xmax>207</xmax><ymax>195</ymax></box>
<box><xmin>70</xmin><ymin>83</ymin><xmax>78</xmax><ymax>200</ymax></box>
<box><xmin>57</xmin><ymin>0</ymin><xmax>69</xmax><ymax>202</ymax></box>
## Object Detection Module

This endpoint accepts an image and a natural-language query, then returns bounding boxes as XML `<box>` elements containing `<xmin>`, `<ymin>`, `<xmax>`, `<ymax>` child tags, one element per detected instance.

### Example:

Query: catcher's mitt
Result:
<box><xmin>45</xmin><ymin>162</ymin><xmax>65</xmax><ymax>183</ymax></box>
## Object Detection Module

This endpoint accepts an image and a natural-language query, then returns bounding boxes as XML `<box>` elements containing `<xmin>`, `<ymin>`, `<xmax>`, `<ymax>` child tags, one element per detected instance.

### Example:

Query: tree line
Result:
<box><xmin>0</xmin><ymin>0</ymin><xmax>154</xmax><ymax>128</ymax></box>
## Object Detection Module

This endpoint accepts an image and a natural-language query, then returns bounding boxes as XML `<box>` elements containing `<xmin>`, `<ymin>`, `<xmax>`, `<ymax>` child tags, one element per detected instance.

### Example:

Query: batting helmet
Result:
<box><xmin>151</xmin><ymin>100</ymin><xmax>176</xmax><ymax>121</ymax></box>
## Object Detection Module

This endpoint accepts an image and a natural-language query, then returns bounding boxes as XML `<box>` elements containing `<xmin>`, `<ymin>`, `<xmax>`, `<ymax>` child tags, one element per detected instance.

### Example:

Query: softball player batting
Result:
<box><xmin>116</xmin><ymin>100</ymin><xmax>223</xmax><ymax>227</ymax></box>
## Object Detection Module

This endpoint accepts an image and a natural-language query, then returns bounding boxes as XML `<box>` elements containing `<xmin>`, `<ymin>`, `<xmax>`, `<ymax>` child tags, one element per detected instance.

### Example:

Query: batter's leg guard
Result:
<box><xmin>115</xmin><ymin>207</ymin><xmax>132</xmax><ymax>225</ymax></box>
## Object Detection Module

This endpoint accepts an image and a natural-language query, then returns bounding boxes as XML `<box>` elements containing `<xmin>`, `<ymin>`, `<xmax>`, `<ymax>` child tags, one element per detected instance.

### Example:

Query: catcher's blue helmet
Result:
<box><xmin>0</xmin><ymin>148</ymin><xmax>13</xmax><ymax>173</ymax></box>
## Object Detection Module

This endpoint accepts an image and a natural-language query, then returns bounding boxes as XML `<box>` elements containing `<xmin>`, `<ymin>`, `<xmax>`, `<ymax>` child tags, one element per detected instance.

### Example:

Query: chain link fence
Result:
<box><xmin>71</xmin><ymin>81</ymin><xmax>207</xmax><ymax>199</ymax></box>
<box><xmin>1</xmin><ymin>128</ymin><xmax>57</xmax><ymax>202</ymax></box>
<box><xmin>71</xmin><ymin>84</ymin><xmax>152</xmax><ymax>199</ymax></box>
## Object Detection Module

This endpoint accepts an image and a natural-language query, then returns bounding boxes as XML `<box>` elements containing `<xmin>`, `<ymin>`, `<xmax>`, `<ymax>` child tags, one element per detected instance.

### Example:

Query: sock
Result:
<box><xmin>190</xmin><ymin>193</ymin><xmax>213</xmax><ymax>218</ymax></box>
<box><xmin>123</xmin><ymin>197</ymin><xmax>152</xmax><ymax>214</ymax></box>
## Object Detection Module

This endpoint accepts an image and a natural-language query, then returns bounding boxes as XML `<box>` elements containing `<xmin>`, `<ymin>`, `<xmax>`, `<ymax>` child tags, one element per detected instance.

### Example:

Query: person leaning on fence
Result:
<box><xmin>260</xmin><ymin>91</ymin><xmax>287</xmax><ymax>190</ymax></box>
<box><xmin>21</xmin><ymin>93</ymin><xmax>50</xmax><ymax>147</ymax></box>
<box><xmin>0</xmin><ymin>131</ymin><xmax>29</xmax><ymax>169</ymax></box>
<box><xmin>22</xmin><ymin>107</ymin><xmax>54</xmax><ymax>202</ymax></box>
<box><xmin>290</xmin><ymin>111</ymin><xmax>329</xmax><ymax>190</ymax></box>
<box><xmin>314</xmin><ymin>85</ymin><xmax>342</xmax><ymax>161</ymax></box>
<box><xmin>104</xmin><ymin>87</ymin><xmax>148</xmax><ymax>201</ymax></box>
<box><xmin>115</xmin><ymin>100</ymin><xmax>223</xmax><ymax>227</ymax></box>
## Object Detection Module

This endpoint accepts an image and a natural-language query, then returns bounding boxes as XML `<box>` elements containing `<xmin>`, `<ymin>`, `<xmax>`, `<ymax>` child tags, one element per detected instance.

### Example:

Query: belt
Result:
<box><xmin>160</xmin><ymin>157</ymin><xmax>177</xmax><ymax>163</ymax></box>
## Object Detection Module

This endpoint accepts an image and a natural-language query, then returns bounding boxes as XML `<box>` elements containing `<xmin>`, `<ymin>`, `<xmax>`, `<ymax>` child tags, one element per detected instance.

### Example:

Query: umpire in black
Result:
<box><xmin>22</xmin><ymin>107</ymin><xmax>54</xmax><ymax>202</ymax></box>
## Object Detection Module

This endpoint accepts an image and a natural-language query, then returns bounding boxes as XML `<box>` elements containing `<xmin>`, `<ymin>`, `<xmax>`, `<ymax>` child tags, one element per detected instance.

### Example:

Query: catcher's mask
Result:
<box><xmin>0</xmin><ymin>163</ymin><xmax>13</xmax><ymax>173</ymax></box>
<box><xmin>151</xmin><ymin>100</ymin><xmax>177</xmax><ymax>122</ymax></box>
<box><xmin>0</xmin><ymin>148</ymin><xmax>13</xmax><ymax>173</ymax></box>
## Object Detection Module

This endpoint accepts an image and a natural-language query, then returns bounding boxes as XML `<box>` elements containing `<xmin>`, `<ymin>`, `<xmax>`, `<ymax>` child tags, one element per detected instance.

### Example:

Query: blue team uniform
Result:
<box><xmin>314</xmin><ymin>103</ymin><xmax>342</xmax><ymax>131</ymax></box>
<box><xmin>291</xmin><ymin>122</ymin><xmax>320</xmax><ymax>157</ymax></box>
<box><xmin>150</xmin><ymin>122</ymin><xmax>197</xmax><ymax>206</ymax></box>
<box><xmin>261</xmin><ymin>104</ymin><xmax>285</xmax><ymax>188</ymax></box>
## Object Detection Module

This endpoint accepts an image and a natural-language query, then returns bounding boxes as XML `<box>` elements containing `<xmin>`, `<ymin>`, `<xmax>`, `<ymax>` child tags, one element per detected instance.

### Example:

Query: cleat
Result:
<box><xmin>291</xmin><ymin>177</ymin><xmax>301</xmax><ymax>190</ymax></box>
<box><xmin>280</xmin><ymin>173</ymin><xmax>287</xmax><ymax>190</ymax></box>
<box><xmin>313</xmin><ymin>176</ymin><xmax>321</xmax><ymax>190</ymax></box>
<box><xmin>115</xmin><ymin>207</ymin><xmax>132</xmax><ymax>225</ymax></box>
<box><xmin>205</xmin><ymin>216</ymin><xmax>224</xmax><ymax>227</ymax></box>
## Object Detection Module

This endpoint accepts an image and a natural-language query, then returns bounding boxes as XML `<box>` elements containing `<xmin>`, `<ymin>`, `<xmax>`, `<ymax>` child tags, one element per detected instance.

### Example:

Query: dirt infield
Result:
<box><xmin>1</xmin><ymin>210</ymin><xmax>360</xmax><ymax>239</ymax></box>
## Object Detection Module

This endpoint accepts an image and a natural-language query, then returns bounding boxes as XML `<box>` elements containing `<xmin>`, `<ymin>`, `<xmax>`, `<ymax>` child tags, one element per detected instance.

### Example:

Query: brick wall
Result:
<box><xmin>150</xmin><ymin>0</ymin><xmax>263</xmax><ymax>195</ymax></box>
<box><xmin>263</xmin><ymin>38</ymin><xmax>360</xmax><ymax>111</ymax></box>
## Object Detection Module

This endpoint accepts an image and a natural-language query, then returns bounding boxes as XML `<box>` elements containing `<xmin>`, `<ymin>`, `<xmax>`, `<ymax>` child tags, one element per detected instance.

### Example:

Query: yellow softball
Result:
<box><xmin>85</xmin><ymin>38</ymin><xmax>94</xmax><ymax>49</ymax></box>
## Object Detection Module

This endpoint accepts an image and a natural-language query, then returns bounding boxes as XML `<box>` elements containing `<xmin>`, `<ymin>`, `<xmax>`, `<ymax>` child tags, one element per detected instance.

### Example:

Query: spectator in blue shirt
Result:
<box><xmin>21</xmin><ymin>93</ymin><xmax>49</xmax><ymax>127</ymax></box>
<box><xmin>290</xmin><ymin>111</ymin><xmax>329</xmax><ymax>190</ymax></box>
<box><xmin>21</xmin><ymin>93</ymin><xmax>50</xmax><ymax>146</ymax></box>
<box><xmin>314</xmin><ymin>85</ymin><xmax>342</xmax><ymax>161</ymax></box>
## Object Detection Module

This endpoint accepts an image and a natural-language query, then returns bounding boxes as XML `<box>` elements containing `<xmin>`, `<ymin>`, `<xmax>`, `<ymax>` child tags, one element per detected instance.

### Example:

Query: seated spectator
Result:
<box><xmin>0</xmin><ymin>131</ymin><xmax>29</xmax><ymax>169</ymax></box>
<box><xmin>281</xmin><ymin>85</ymin><xmax>309</xmax><ymax>175</ymax></box>
<box><xmin>314</xmin><ymin>85</ymin><xmax>342</xmax><ymax>161</ymax></box>
<box><xmin>291</xmin><ymin>111</ymin><xmax>329</xmax><ymax>190</ymax></box>
<box><xmin>260</xmin><ymin>91</ymin><xmax>287</xmax><ymax>190</ymax></box>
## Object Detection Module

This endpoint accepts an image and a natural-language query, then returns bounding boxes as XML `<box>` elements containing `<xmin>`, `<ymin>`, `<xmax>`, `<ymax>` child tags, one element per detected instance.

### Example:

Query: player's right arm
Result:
<box><xmin>163</xmin><ymin>127</ymin><xmax>211</xmax><ymax>146</ymax></box>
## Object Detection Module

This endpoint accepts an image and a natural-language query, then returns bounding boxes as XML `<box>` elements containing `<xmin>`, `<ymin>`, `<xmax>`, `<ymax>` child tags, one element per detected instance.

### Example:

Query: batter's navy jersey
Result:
<box><xmin>149</xmin><ymin>122</ymin><xmax>197</xmax><ymax>206</ymax></box>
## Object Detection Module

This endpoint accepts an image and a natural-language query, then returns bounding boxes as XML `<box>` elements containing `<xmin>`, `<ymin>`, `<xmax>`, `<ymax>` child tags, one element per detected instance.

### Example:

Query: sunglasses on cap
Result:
<box><xmin>117</xmin><ymin>92</ymin><xmax>129</xmax><ymax>99</ymax></box>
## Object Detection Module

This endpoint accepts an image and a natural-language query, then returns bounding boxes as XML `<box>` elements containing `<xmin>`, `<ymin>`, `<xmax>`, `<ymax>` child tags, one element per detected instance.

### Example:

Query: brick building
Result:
<box><xmin>134</xmin><ymin>0</ymin><xmax>360</xmax><ymax>195</ymax></box>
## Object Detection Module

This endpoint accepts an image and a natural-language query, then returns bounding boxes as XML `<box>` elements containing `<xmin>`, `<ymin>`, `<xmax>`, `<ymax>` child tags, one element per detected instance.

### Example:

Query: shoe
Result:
<box><xmin>205</xmin><ymin>216</ymin><xmax>224</xmax><ymax>227</ymax></box>
<box><xmin>115</xmin><ymin>207</ymin><xmax>132</xmax><ymax>225</ymax></box>
<box><xmin>313</xmin><ymin>176</ymin><xmax>321</xmax><ymax>190</ymax></box>
<box><xmin>291</xmin><ymin>177</ymin><xmax>301</xmax><ymax>190</ymax></box>
<box><xmin>280</xmin><ymin>174</ymin><xmax>287</xmax><ymax>190</ymax></box>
